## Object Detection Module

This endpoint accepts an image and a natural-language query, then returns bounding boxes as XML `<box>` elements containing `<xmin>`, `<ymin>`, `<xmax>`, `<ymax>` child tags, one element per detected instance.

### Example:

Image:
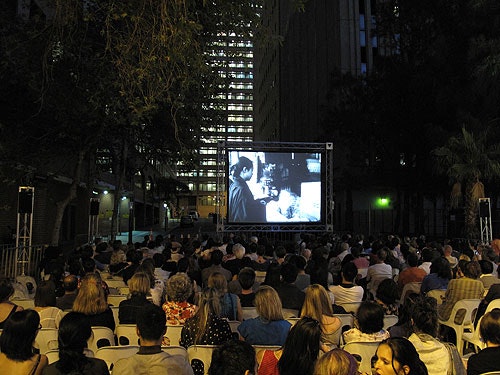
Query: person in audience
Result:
<box><xmin>72</xmin><ymin>273</ymin><xmax>115</xmax><ymax>331</ymax></box>
<box><xmin>313</xmin><ymin>348</ymin><xmax>358</xmax><ymax>375</ymax></box>
<box><xmin>418</xmin><ymin>248</ymin><xmax>434</xmax><ymax>275</ymax></box>
<box><xmin>224</xmin><ymin>243</ymin><xmax>247</xmax><ymax>277</ymax></box>
<box><xmin>238</xmin><ymin>285</ymin><xmax>291</xmax><ymax>346</ymax></box>
<box><xmin>420</xmin><ymin>257</ymin><xmax>452</xmax><ymax>295</ymax></box>
<box><xmin>0</xmin><ymin>310</ymin><xmax>48</xmax><ymax>375</ymax></box>
<box><xmin>479</xmin><ymin>259</ymin><xmax>499</xmax><ymax>289</ymax></box>
<box><xmin>208</xmin><ymin>272</ymin><xmax>243</xmax><ymax>321</ymax></box>
<box><xmin>209</xmin><ymin>340</ymin><xmax>256</xmax><ymax>375</ymax></box>
<box><xmin>256</xmin><ymin>316</ymin><xmax>321</xmax><ymax>375</ymax></box>
<box><xmin>34</xmin><ymin>280</ymin><xmax>63</xmax><ymax>328</ymax></box>
<box><xmin>0</xmin><ymin>277</ymin><xmax>23</xmax><ymax>329</ymax></box>
<box><xmin>55</xmin><ymin>274</ymin><xmax>78</xmax><ymax>311</ymax></box>
<box><xmin>443</xmin><ymin>245</ymin><xmax>458</xmax><ymax>269</ymax></box>
<box><xmin>438</xmin><ymin>261</ymin><xmax>484</xmax><ymax>321</ymax></box>
<box><xmin>42</xmin><ymin>312</ymin><xmax>109</xmax><ymax>375</ymax></box>
<box><xmin>387</xmin><ymin>298</ymin><xmax>413</xmax><ymax>338</ymax></box>
<box><xmin>287</xmin><ymin>254</ymin><xmax>310</xmax><ymax>291</ymax></box>
<box><xmin>121</xmin><ymin>250</ymin><xmax>143</xmax><ymax>285</ymax></box>
<box><xmin>201</xmin><ymin>249</ymin><xmax>232</xmax><ymax>286</ymax></box>
<box><xmin>397</xmin><ymin>253</ymin><xmax>426</xmax><ymax>291</ymax></box>
<box><xmin>328</xmin><ymin>262</ymin><xmax>364</xmax><ymax>306</ymax></box>
<box><xmin>408</xmin><ymin>296</ymin><xmax>464</xmax><ymax>375</ymax></box>
<box><xmin>162</xmin><ymin>272</ymin><xmax>197</xmax><ymax>325</ymax></box>
<box><xmin>475</xmin><ymin>275</ymin><xmax>500</xmax><ymax>325</ymax></box>
<box><xmin>373</xmin><ymin>337</ymin><xmax>428</xmax><ymax>375</ymax></box>
<box><xmin>366</xmin><ymin>248</ymin><xmax>393</xmax><ymax>299</ymax></box>
<box><xmin>235</xmin><ymin>267</ymin><xmax>258</xmax><ymax>307</ymax></box>
<box><xmin>180</xmin><ymin>288</ymin><xmax>232</xmax><ymax>348</ymax></box>
<box><xmin>275</xmin><ymin>262</ymin><xmax>305</xmax><ymax>311</ymax></box>
<box><xmin>343</xmin><ymin>301</ymin><xmax>390</xmax><ymax>344</ymax></box>
<box><xmin>301</xmin><ymin>284</ymin><xmax>342</xmax><ymax>351</ymax></box>
<box><xmin>113</xmin><ymin>304</ymin><xmax>193</xmax><ymax>375</ymax></box>
<box><xmin>467</xmin><ymin>309</ymin><xmax>500</xmax><ymax>375</ymax></box>
<box><xmin>119</xmin><ymin>272</ymin><xmax>153</xmax><ymax>324</ymax></box>
<box><xmin>252</xmin><ymin>244</ymin><xmax>270</xmax><ymax>271</ymax></box>
<box><xmin>136</xmin><ymin>259</ymin><xmax>165</xmax><ymax>306</ymax></box>
<box><xmin>375</xmin><ymin>278</ymin><xmax>399</xmax><ymax>316</ymax></box>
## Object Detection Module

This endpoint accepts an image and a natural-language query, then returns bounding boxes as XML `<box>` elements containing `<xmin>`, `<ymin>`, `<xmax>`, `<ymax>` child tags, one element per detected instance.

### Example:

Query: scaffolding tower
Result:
<box><xmin>15</xmin><ymin>186</ymin><xmax>34</xmax><ymax>276</ymax></box>
<box><xmin>479</xmin><ymin>197</ymin><xmax>493</xmax><ymax>244</ymax></box>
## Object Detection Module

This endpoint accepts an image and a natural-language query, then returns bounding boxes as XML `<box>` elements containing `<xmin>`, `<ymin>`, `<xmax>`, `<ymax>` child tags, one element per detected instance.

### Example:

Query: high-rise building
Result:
<box><xmin>176</xmin><ymin>31</ymin><xmax>255</xmax><ymax>218</ymax></box>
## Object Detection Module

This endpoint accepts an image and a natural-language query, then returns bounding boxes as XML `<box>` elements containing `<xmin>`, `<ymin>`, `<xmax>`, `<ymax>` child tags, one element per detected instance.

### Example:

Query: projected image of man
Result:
<box><xmin>229</xmin><ymin>156</ymin><xmax>267</xmax><ymax>222</ymax></box>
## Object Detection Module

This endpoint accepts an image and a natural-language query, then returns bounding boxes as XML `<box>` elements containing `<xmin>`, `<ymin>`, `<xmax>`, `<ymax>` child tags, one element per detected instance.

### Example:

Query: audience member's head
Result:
<box><xmin>62</xmin><ymin>275</ymin><xmax>78</xmax><ymax>293</ymax></box>
<box><xmin>254</xmin><ymin>285</ymin><xmax>283</xmax><ymax>321</ymax></box>
<box><xmin>376</xmin><ymin>249</ymin><xmax>387</xmax><ymax>262</ymax></box>
<box><xmin>480</xmin><ymin>309</ymin><xmax>500</xmax><ymax>345</ymax></box>
<box><xmin>407</xmin><ymin>253</ymin><xmax>419</xmax><ymax>268</ymax></box>
<box><xmin>0</xmin><ymin>277</ymin><xmax>15</xmax><ymax>302</ymax></box>
<box><xmin>0</xmin><ymin>309</ymin><xmax>40</xmax><ymax>360</ymax></box>
<box><xmin>232</xmin><ymin>243</ymin><xmax>246</xmax><ymax>259</ymax></box>
<box><xmin>35</xmin><ymin>280</ymin><xmax>57</xmax><ymax>307</ymax></box>
<box><xmin>238</xmin><ymin>268</ymin><xmax>256</xmax><ymax>291</ymax></box>
<box><xmin>463</xmin><ymin>261</ymin><xmax>481</xmax><ymax>279</ymax></box>
<box><xmin>374</xmin><ymin>337</ymin><xmax>428</xmax><ymax>375</ymax></box>
<box><xmin>429</xmin><ymin>257</ymin><xmax>453</xmax><ymax>280</ymax></box>
<box><xmin>208</xmin><ymin>272</ymin><xmax>228</xmax><ymax>293</ymax></box>
<box><xmin>128</xmin><ymin>272</ymin><xmax>150</xmax><ymax>296</ymax></box>
<box><xmin>314</xmin><ymin>348</ymin><xmax>358</xmax><ymax>375</ymax></box>
<box><xmin>301</xmin><ymin>284</ymin><xmax>333</xmax><ymax>321</ymax></box>
<box><xmin>280</xmin><ymin>263</ymin><xmax>298</xmax><ymax>284</ymax></box>
<box><xmin>341</xmin><ymin>262</ymin><xmax>358</xmax><ymax>283</ymax></box>
<box><xmin>410</xmin><ymin>296</ymin><xmax>439</xmax><ymax>336</ymax></box>
<box><xmin>376</xmin><ymin>279</ymin><xmax>399</xmax><ymax>306</ymax></box>
<box><xmin>72</xmin><ymin>273</ymin><xmax>108</xmax><ymax>315</ymax></box>
<box><xmin>166</xmin><ymin>272</ymin><xmax>193</xmax><ymax>303</ymax></box>
<box><xmin>56</xmin><ymin>312</ymin><xmax>93</xmax><ymax>372</ymax></box>
<box><xmin>137</xmin><ymin>303</ymin><xmax>166</xmax><ymax>343</ymax></box>
<box><xmin>208</xmin><ymin>340</ymin><xmax>256</xmax><ymax>375</ymax></box>
<box><xmin>357</xmin><ymin>301</ymin><xmax>385</xmax><ymax>334</ymax></box>
<box><xmin>479</xmin><ymin>260</ymin><xmax>494</xmax><ymax>275</ymax></box>
<box><xmin>211</xmin><ymin>249</ymin><xmax>224</xmax><ymax>265</ymax></box>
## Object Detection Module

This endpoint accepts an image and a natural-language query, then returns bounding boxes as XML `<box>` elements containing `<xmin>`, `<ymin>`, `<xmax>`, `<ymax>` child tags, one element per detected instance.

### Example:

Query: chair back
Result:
<box><xmin>286</xmin><ymin>317</ymin><xmax>300</xmax><ymax>326</ymax></box>
<box><xmin>282</xmin><ymin>308</ymin><xmax>299</xmax><ymax>318</ymax></box>
<box><xmin>165</xmin><ymin>324</ymin><xmax>184</xmax><ymax>346</ymax></box>
<box><xmin>107</xmin><ymin>294</ymin><xmax>127</xmax><ymax>307</ymax></box>
<box><xmin>35</xmin><ymin>328</ymin><xmax>59</xmax><ymax>354</ymax></box>
<box><xmin>486</xmin><ymin>298</ymin><xmax>500</xmax><ymax>313</ymax></box>
<box><xmin>252</xmin><ymin>345</ymin><xmax>282</xmax><ymax>352</ymax></box>
<box><xmin>342</xmin><ymin>341</ymin><xmax>379</xmax><ymax>374</ymax></box>
<box><xmin>116</xmin><ymin>324</ymin><xmax>139</xmax><ymax>346</ymax></box>
<box><xmin>338</xmin><ymin>302</ymin><xmax>361</xmax><ymax>315</ymax></box>
<box><xmin>10</xmin><ymin>299</ymin><xmax>35</xmax><ymax>309</ymax></box>
<box><xmin>187</xmin><ymin>345</ymin><xmax>218</xmax><ymax>375</ymax></box>
<box><xmin>110</xmin><ymin>306</ymin><xmax>119</xmax><ymax>331</ymax></box>
<box><xmin>95</xmin><ymin>345</ymin><xmax>139</xmax><ymax>370</ymax></box>
<box><xmin>438</xmin><ymin>298</ymin><xmax>481</xmax><ymax>355</ymax></box>
<box><xmin>242</xmin><ymin>307</ymin><xmax>258</xmax><ymax>320</ymax></box>
<box><xmin>383</xmin><ymin>315</ymin><xmax>399</xmax><ymax>330</ymax></box>
<box><xmin>88</xmin><ymin>326</ymin><xmax>116</xmax><ymax>353</ymax></box>
<box><xmin>426</xmin><ymin>289</ymin><xmax>446</xmax><ymax>305</ymax></box>
<box><xmin>45</xmin><ymin>350</ymin><xmax>60</xmax><ymax>364</ymax></box>
<box><xmin>400</xmin><ymin>282</ymin><xmax>422</xmax><ymax>305</ymax></box>
<box><xmin>255</xmin><ymin>271</ymin><xmax>267</xmax><ymax>283</ymax></box>
<box><xmin>462</xmin><ymin>315</ymin><xmax>486</xmax><ymax>354</ymax></box>
<box><xmin>228</xmin><ymin>320</ymin><xmax>241</xmax><ymax>339</ymax></box>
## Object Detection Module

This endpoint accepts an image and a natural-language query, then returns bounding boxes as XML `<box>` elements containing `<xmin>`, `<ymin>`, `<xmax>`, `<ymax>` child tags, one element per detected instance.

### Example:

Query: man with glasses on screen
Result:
<box><xmin>229</xmin><ymin>156</ymin><xmax>269</xmax><ymax>222</ymax></box>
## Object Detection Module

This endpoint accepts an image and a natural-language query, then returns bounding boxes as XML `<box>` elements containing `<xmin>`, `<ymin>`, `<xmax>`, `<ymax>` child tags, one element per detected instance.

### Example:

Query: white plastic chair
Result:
<box><xmin>165</xmin><ymin>324</ymin><xmax>184</xmax><ymax>346</ymax></box>
<box><xmin>252</xmin><ymin>345</ymin><xmax>282</xmax><ymax>352</ymax></box>
<box><xmin>107</xmin><ymin>294</ymin><xmax>127</xmax><ymax>307</ymax></box>
<box><xmin>426</xmin><ymin>289</ymin><xmax>446</xmax><ymax>305</ymax></box>
<box><xmin>286</xmin><ymin>317</ymin><xmax>300</xmax><ymax>326</ymax></box>
<box><xmin>88</xmin><ymin>326</ymin><xmax>116</xmax><ymax>353</ymax></box>
<box><xmin>342</xmin><ymin>341</ymin><xmax>379</xmax><ymax>374</ymax></box>
<box><xmin>338</xmin><ymin>302</ymin><xmax>362</xmax><ymax>315</ymax></box>
<box><xmin>95</xmin><ymin>345</ymin><xmax>139</xmax><ymax>370</ymax></box>
<box><xmin>400</xmin><ymin>282</ymin><xmax>422</xmax><ymax>306</ymax></box>
<box><xmin>110</xmin><ymin>306</ymin><xmax>119</xmax><ymax>331</ymax></box>
<box><xmin>242</xmin><ymin>307</ymin><xmax>258</xmax><ymax>320</ymax></box>
<box><xmin>485</xmin><ymin>298</ymin><xmax>500</xmax><ymax>313</ymax></box>
<box><xmin>35</xmin><ymin>328</ymin><xmax>59</xmax><ymax>354</ymax></box>
<box><xmin>255</xmin><ymin>271</ymin><xmax>267</xmax><ymax>283</ymax></box>
<box><xmin>45</xmin><ymin>350</ymin><xmax>60</xmax><ymax>364</ymax></box>
<box><xmin>105</xmin><ymin>279</ymin><xmax>128</xmax><ymax>289</ymax></box>
<box><xmin>438</xmin><ymin>298</ymin><xmax>481</xmax><ymax>355</ymax></box>
<box><xmin>281</xmin><ymin>309</ymin><xmax>299</xmax><ymax>318</ymax></box>
<box><xmin>116</xmin><ymin>324</ymin><xmax>139</xmax><ymax>346</ymax></box>
<box><xmin>11</xmin><ymin>298</ymin><xmax>35</xmax><ymax>309</ymax></box>
<box><xmin>383</xmin><ymin>315</ymin><xmax>399</xmax><ymax>330</ymax></box>
<box><xmin>187</xmin><ymin>345</ymin><xmax>218</xmax><ymax>375</ymax></box>
<box><xmin>462</xmin><ymin>314</ymin><xmax>486</xmax><ymax>354</ymax></box>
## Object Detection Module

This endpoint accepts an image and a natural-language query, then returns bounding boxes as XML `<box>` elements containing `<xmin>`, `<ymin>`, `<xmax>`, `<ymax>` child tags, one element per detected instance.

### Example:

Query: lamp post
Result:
<box><xmin>128</xmin><ymin>200</ymin><xmax>134</xmax><ymax>245</ymax></box>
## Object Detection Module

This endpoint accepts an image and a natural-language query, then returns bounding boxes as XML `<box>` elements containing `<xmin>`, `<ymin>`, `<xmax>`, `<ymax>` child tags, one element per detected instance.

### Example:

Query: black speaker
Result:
<box><xmin>479</xmin><ymin>200</ymin><xmax>490</xmax><ymax>218</ymax></box>
<box><xmin>90</xmin><ymin>200</ymin><xmax>100</xmax><ymax>215</ymax></box>
<box><xmin>18</xmin><ymin>190</ymin><xmax>33</xmax><ymax>214</ymax></box>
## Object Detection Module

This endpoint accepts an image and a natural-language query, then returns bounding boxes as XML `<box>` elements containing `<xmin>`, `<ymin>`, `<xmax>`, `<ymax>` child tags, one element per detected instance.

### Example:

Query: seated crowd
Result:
<box><xmin>1</xmin><ymin>232</ymin><xmax>500</xmax><ymax>375</ymax></box>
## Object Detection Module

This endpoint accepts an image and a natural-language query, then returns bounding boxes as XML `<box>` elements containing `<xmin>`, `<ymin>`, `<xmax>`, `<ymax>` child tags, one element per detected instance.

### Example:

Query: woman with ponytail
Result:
<box><xmin>43</xmin><ymin>312</ymin><xmax>109</xmax><ymax>375</ymax></box>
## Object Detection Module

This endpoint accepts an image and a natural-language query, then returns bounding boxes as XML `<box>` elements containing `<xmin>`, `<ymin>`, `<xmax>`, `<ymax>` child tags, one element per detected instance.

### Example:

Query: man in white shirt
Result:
<box><xmin>366</xmin><ymin>248</ymin><xmax>392</xmax><ymax>298</ymax></box>
<box><xmin>329</xmin><ymin>262</ymin><xmax>364</xmax><ymax>305</ymax></box>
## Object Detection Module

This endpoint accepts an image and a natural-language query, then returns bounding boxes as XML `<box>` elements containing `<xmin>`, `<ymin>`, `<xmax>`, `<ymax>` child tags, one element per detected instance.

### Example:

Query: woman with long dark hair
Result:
<box><xmin>373</xmin><ymin>337</ymin><xmax>428</xmax><ymax>375</ymax></box>
<box><xmin>42</xmin><ymin>312</ymin><xmax>109</xmax><ymax>374</ymax></box>
<box><xmin>0</xmin><ymin>310</ymin><xmax>48</xmax><ymax>374</ymax></box>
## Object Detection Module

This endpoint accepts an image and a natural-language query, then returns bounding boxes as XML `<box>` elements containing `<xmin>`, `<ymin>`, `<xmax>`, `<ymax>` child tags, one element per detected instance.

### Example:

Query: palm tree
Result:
<box><xmin>432</xmin><ymin>127</ymin><xmax>500</xmax><ymax>239</ymax></box>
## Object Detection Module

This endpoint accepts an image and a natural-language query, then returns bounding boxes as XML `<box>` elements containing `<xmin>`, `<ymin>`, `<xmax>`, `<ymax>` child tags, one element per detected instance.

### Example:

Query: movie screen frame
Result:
<box><xmin>226</xmin><ymin>149</ymin><xmax>324</xmax><ymax>224</ymax></box>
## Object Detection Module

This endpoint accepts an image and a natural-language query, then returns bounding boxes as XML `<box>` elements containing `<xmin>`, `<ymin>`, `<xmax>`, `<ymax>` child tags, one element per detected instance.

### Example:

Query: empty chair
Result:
<box><xmin>116</xmin><ymin>324</ymin><xmax>139</xmax><ymax>346</ymax></box>
<box><xmin>187</xmin><ymin>345</ymin><xmax>218</xmax><ymax>375</ymax></box>
<box><xmin>34</xmin><ymin>328</ymin><xmax>59</xmax><ymax>354</ymax></box>
<box><xmin>165</xmin><ymin>324</ymin><xmax>183</xmax><ymax>346</ymax></box>
<box><xmin>342</xmin><ymin>341</ymin><xmax>379</xmax><ymax>374</ymax></box>
<box><xmin>95</xmin><ymin>345</ymin><xmax>139</xmax><ymax>370</ymax></box>
<box><xmin>438</xmin><ymin>298</ymin><xmax>481</xmax><ymax>355</ymax></box>
<box><xmin>88</xmin><ymin>326</ymin><xmax>116</xmax><ymax>353</ymax></box>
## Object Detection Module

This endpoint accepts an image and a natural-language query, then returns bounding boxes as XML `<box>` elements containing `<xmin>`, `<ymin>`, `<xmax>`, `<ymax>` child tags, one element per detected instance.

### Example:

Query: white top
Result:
<box><xmin>328</xmin><ymin>284</ymin><xmax>364</xmax><ymax>306</ymax></box>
